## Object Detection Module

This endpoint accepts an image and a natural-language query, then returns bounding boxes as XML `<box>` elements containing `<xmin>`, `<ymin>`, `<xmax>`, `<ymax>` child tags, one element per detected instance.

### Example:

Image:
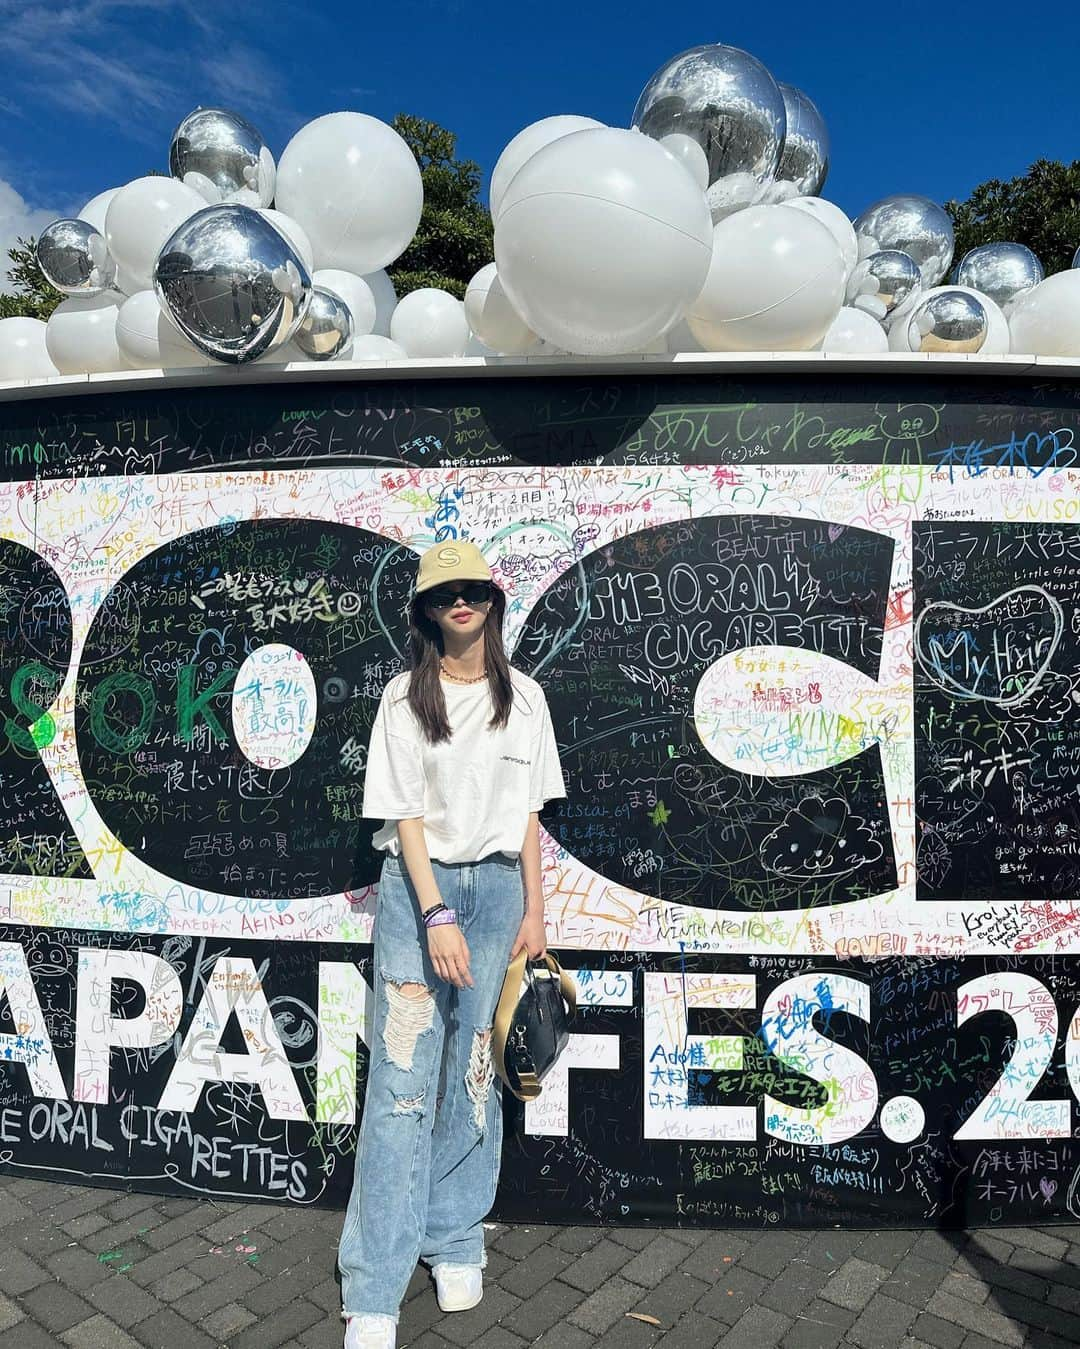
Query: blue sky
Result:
<box><xmin>2</xmin><ymin>0</ymin><xmax>1079</xmax><ymax>262</ymax></box>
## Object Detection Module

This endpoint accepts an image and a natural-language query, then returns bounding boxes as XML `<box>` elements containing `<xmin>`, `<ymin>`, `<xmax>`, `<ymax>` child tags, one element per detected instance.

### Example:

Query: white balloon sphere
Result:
<box><xmin>276</xmin><ymin>113</ymin><xmax>423</xmax><ymax>274</ymax></box>
<box><xmin>362</xmin><ymin>269</ymin><xmax>397</xmax><ymax>336</ymax></box>
<box><xmin>78</xmin><ymin>187</ymin><xmax>120</xmax><ymax>234</ymax></box>
<box><xmin>666</xmin><ymin>317</ymin><xmax>703</xmax><ymax>353</ymax></box>
<box><xmin>350</xmin><ymin>334</ymin><xmax>408</xmax><ymax>360</ymax></box>
<box><xmin>258</xmin><ymin>208</ymin><xmax>316</xmax><ymax>276</ymax></box>
<box><xmin>0</xmin><ymin>317</ymin><xmax>60</xmax><ymax>379</ymax></box>
<box><xmin>312</xmin><ymin>269</ymin><xmax>377</xmax><ymax>337</ymax></box>
<box><xmin>464</xmin><ymin>262</ymin><xmax>537</xmax><ymax>353</ymax></box>
<box><xmin>687</xmin><ymin>204</ymin><xmax>846</xmax><ymax>351</ymax></box>
<box><xmin>888</xmin><ymin>284</ymin><xmax>1009</xmax><ymax>354</ymax></box>
<box><xmin>489</xmin><ymin>114</ymin><xmax>604</xmax><ymax>221</ymax></box>
<box><xmin>821</xmin><ymin>306</ymin><xmax>888</xmax><ymax>354</ymax></box>
<box><xmin>659</xmin><ymin>134</ymin><xmax>711</xmax><ymax>191</ymax></box>
<box><xmin>390</xmin><ymin>288</ymin><xmax>469</xmax><ymax>358</ymax></box>
<box><xmin>779</xmin><ymin>197</ymin><xmax>859</xmax><ymax>277</ymax></box>
<box><xmin>1009</xmin><ymin>271</ymin><xmax>1080</xmax><ymax>356</ymax></box>
<box><xmin>104</xmin><ymin>177</ymin><xmax>206</xmax><ymax>294</ymax></box>
<box><xmin>495</xmin><ymin>127</ymin><xmax>712</xmax><ymax>356</ymax></box>
<box><xmin>46</xmin><ymin>292</ymin><xmax>125</xmax><ymax>374</ymax></box>
<box><xmin>115</xmin><ymin>290</ymin><xmax>212</xmax><ymax>368</ymax></box>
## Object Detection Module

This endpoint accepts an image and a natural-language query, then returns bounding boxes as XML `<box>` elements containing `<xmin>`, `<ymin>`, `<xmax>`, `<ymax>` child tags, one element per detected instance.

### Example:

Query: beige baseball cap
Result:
<box><xmin>414</xmin><ymin>540</ymin><xmax>493</xmax><ymax>595</ymax></box>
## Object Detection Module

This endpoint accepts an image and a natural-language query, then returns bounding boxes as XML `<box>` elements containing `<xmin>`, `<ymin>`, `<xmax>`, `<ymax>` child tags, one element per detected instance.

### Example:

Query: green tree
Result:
<box><xmin>945</xmin><ymin>159</ymin><xmax>1080</xmax><ymax>276</ymax></box>
<box><xmin>388</xmin><ymin>114</ymin><xmax>493</xmax><ymax>299</ymax></box>
<box><xmin>0</xmin><ymin>237</ymin><xmax>63</xmax><ymax>320</ymax></box>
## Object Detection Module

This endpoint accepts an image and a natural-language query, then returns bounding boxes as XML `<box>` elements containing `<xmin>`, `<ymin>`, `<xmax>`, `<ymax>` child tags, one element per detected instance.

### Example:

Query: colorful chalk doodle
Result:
<box><xmin>0</xmin><ymin>369</ymin><xmax>1079</xmax><ymax>1229</ymax></box>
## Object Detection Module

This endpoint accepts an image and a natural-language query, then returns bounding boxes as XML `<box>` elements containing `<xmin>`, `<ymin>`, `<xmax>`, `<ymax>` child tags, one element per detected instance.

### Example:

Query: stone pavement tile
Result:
<box><xmin>621</xmin><ymin>1234</ymin><xmax>692</xmax><ymax>1289</ymax></box>
<box><xmin>655</xmin><ymin>1310</ymin><xmax>727</xmax><ymax>1348</ymax></box>
<box><xmin>173</xmin><ymin>1262</ymin><xmax>264</xmax><ymax>1320</ymax></box>
<box><xmin>802</xmin><ymin>1231</ymin><xmax>868</xmax><ymax>1270</ymax></box>
<box><xmin>1009</xmin><ymin>1250</ymin><xmax>1080</xmax><ymax>1290</ymax></box>
<box><xmin>898</xmin><ymin>1339</ymin><xmax>935</xmax><ymax>1349</ymax></box>
<box><xmin>231</xmin><ymin>1296</ymin><xmax>324</xmax><ymax>1348</ymax></box>
<box><xmin>468</xmin><ymin>1328</ymin><xmax>530</xmax><ymax>1349</ymax></box>
<box><xmin>911</xmin><ymin>1233</ymin><xmax>970</xmax><ymax>1266</ymax></box>
<box><xmin>60</xmin><ymin>1315</ymin><xmax>144</xmax><ymax>1349</ymax></box>
<box><xmin>849</xmin><ymin>1292</ymin><xmax>919</xmax><ymax>1349</ymax></box>
<box><xmin>910</xmin><ymin>1311</ymin><xmax>966</xmax><ymax>1349</ymax></box>
<box><xmin>628</xmin><ymin>1269</ymin><xmax>709</xmax><ymax>1330</ymax></box>
<box><xmin>143</xmin><ymin>1206</ymin><xmax>215</xmax><ymax>1251</ymax></box>
<box><xmin>550</xmin><ymin>1226</ymin><xmax>605</xmax><ymax>1254</ymax></box>
<box><xmin>62</xmin><ymin>1212</ymin><xmax>111</xmax><ymax>1241</ymax></box>
<box><xmin>722</xmin><ymin>1304</ymin><xmax>793</xmax><ymax>1349</ymax></box>
<box><xmin>240</xmin><ymin>1257</ymin><xmax>325</xmax><ymax>1316</ymax></box>
<box><xmin>965</xmin><ymin>1235</ymin><xmax>1013</xmax><ymax>1266</ymax></box>
<box><xmin>0</xmin><ymin>1247</ymin><xmax>50</xmax><ymax>1294</ymax></box>
<box><xmin>676</xmin><ymin>1231</ymin><xmax>750</xmax><ymax>1281</ymax></box>
<box><xmin>0</xmin><ymin>1323</ymin><xmax>61</xmax><ymax>1349</ymax></box>
<box><xmin>938</xmin><ymin>1269</ymin><xmax>991</xmax><ymax>1305</ymax></box>
<box><xmin>924</xmin><ymin>1290</ymin><xmax>1023</xmax><ymax>1347</ymax></box>
<box><xmin>740</xmin><ymin>1231</ymin><xmax>811</xmax><ymax>1280</ymax></box>
<box><xmin>299</xmin><ymin>1318</ymin><xmax>346</xmax><ymax>1349</ymax></box>
<box><xmin>528</xmin><ymin>1326</ymin><xmax>594</xmax><ymax>1349</ymax></box>
<box><xmin>561</xmin><ymin>1237</ymin><xmax>637</xmax><ymax>1293</ymax></box>
<box><xmin>7</xmin><ymin>1219</ymin><xmax>74</xmax><ymax>1262</ymax></box>
<box><xmin>758</xmin><ymin>1254</ymin><xmax>830</xmax><ymax>1315</ymax></box>
<box><xmin>569</xmin><ymin>1274</ymin><xmax>644</xmax><ymax>1335</ymax></box>
<box><xmin>126</xmin><ymin>1235</ymin><xmax>211</xmax><ymax>1286</ymax></box>
<box><xmin>496</xmin><ymin>1240</ymin><xmax>573</xmax><ymax>1298</ymax></box>
<box><xmin>593</xmin><ymin>1312</ymin><xmax>664</xmax><ymax>1348</ymax></box>
<box><xmin>200</xmin><ymin>1299</ymin><xmax>258</xmax><ymax>1339</ymax></box>
<box><xmin>148</xmin><ymin>1266</ymin><xmax>203</xmax><ymax>1302</ymax></box>
<box><xmin>820</xmin><ymin>1257</ymin><xmax>890</xmax><ymax>1311</ymax></box>
<box><xmin>858</xmin><ymin>1231</ymin><xmax>920</xmax><ymax>1267</ymax></box>
<box><xmin>47</xmin><ymin>1190</ymin><xmax>118</xmax><ymax>1224</ymax></box>
<box><xmin>405</xmin><ymin>1334</ymin><xmax>459</xmax><ymax>1349</ymax></box>
<box><xmin>131</xmin><ymin>1307</ymin><xmax>220</xmax><ymax>1349</ymax></box>
<box><xmin>430</xmin><ymin>1286</ymin><xmax>521</xmax><ymax>1347</ymax></box>
<box><xmin>959</xmin><ymin>1251</ymin><xmax>1050</xmax><ymax>1302</ymax></box>
<box><xmin>665</xmin><ymin>1227</ymin><xmax>714</xmax><ymax>1247</ymax></box>
<box><xmin>780</xmin><ymin>1300</ymin><xmax>857</xmax><ymax>1349</ymax></box>
<box><xmin>398</xmin><ymin>1287</ymin><xmax>452</xmax><ymax>1342</ymax></box>
<box><xmin>694</xmin><ymin>1263</ymin><xmax>767</xmax><ymax>1326</ymax></box>
<box><xmin>0</xmin><ymin>1295</ymin><xmax>21</xmax><ymax>1333</ymax></box>
<box><xmin>201</xmin><ymin>1208</ymin><xmax>262</xmax><ymax>1244</ymax></box>
<box><xmin>494</xmin><ymin>1226</ymin><xmax>555</xmax><ymax>1259</ymax></box>
<box><xmin>992</xmin><ymin>1228</ymin><xmax>1068</xmax><ymax>1260</ymax></box>
<box><xmin>86</xmin><ymin>1273</ymin><xmax>165</xmax><ymax>1328</ymax></box>
<box><xmin>46</xmin><ymin>1245</ymin><xmax>113</xmax><ymax>1292</ymax></box>
<box><xmin>106</xmin><ymin>1193</ymin><xmax>162</xmax><ymax>1221</ymax></box>
<box><xmin>499</xmin><ymin>1274</ymin><xmax>585</xmax><ymax>1339</ymax></box>
<box><xmin>609</xmin><ymin>1226</ymin><xmax>660</xmax><ymax>1251</ymax></box>
<box><xmin>1048</xmin><ymin>1282</ymin><xmax>1080</xmax><ymax>1312</ymax></box>
<box><xmin>992</xmin><ymin>1288</ymin><xmax>1080</xmax><ymax>1341</ymax></box>
<box><xmin>19</xmin><ymin>1282</ymin><xmax>97</xmax><ymax>1334</ymax></box>
<box><xmin>309</xmin><ymin>1277</ymin><xmax>343</xmax><ymax>1314</ymax></box>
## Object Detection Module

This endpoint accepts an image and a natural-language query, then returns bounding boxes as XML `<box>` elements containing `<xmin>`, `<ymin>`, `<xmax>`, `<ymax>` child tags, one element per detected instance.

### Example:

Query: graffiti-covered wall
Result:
<box><xmin>2</xmin><ymin>368</ymin><xmax>1080</xmax><ymax>1227</ymax></box>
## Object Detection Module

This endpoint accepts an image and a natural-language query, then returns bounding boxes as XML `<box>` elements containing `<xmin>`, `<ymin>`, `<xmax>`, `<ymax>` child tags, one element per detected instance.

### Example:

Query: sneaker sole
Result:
<box><xmin>437</xmin><ymin>1289</ymin><xmax>483</xmax><ymax>1313</ymax></box>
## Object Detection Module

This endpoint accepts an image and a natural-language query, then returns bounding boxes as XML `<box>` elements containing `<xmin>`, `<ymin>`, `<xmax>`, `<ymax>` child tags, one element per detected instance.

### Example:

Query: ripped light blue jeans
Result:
<box><xmin>339</xmin><ymin>852</ymin><xmax>525</xmax><ymax>1321</ymax></box>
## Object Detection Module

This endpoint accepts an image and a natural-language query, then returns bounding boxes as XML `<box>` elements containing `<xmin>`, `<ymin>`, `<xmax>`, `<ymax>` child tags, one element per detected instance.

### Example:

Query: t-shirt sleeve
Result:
<box><xmin>529</xmin><ymin>692</ymin><xmax>566</xmax><ymax>811</ymax></box>
<box><xmin>362</xmin><ymin>686</ymin><xmax>425</xmax><ymax>820</ymax></box>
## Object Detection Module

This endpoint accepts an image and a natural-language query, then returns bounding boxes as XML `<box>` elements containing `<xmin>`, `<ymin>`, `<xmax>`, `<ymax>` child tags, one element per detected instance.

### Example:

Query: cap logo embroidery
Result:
<box><xmin>436</xmin><ymin>546</ymin><xmax>461</xmax><ymax>568</ymax></box>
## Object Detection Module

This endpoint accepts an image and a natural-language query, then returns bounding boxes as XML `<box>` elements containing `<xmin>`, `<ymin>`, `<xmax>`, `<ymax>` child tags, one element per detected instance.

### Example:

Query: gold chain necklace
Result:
<box><xmin>439</xmin><ymin>659</ymin><xmax>487</xmax><ymax>685</ymax></box>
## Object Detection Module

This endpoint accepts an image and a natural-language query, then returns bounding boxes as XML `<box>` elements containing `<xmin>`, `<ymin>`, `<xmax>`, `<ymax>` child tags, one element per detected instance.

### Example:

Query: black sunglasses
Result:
<box><xmin>424</xmin><ymin>581</ymin><xmax>494</xmax><ymax>609</ymax></box>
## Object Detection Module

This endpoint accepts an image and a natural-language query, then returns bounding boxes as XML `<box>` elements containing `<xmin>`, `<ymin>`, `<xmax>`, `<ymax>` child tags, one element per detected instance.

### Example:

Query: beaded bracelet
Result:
<box><xmin>423</xmin><ymin>906</ymin><xmax>457</xmax><ymax>929</ymax></box>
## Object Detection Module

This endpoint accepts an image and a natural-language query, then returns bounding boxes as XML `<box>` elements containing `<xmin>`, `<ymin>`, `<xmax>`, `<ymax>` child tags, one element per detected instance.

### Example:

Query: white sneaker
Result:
<box><xmin>344</xmin><ymin>1312</ymin><xmax>396</xmax><ymax>1349</ymax></box>
<box><xmin>432</xmin><ymin>1262</ymin><xmax>483</xmax><ymax>1312</ymax></box>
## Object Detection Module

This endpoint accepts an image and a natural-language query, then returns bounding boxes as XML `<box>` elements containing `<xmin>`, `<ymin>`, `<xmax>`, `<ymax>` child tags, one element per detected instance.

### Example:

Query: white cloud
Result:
<box><xmin>0</xmin><ymin>178</ymin><xmax>61</xmax><ymax>282</ymax></box>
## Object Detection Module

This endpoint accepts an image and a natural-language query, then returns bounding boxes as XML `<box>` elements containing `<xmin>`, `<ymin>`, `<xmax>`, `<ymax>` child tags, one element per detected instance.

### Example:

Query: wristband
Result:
<box><xmin>424</xmin><ymin>907</ymin><xmax>458</xmax><ymax>928</ymax></box>
<box><xmin>422</xmin><ymin>902</ymin><xmax>447</xmax><ymax>922</ymax></box>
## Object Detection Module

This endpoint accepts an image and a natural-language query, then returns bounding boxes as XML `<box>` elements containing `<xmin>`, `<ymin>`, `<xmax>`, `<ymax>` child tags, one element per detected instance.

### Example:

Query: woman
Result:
<box><xmin>339</xmin><ymin>539</ymin><xmax>565</xmax><ymax>1349</ymax></box>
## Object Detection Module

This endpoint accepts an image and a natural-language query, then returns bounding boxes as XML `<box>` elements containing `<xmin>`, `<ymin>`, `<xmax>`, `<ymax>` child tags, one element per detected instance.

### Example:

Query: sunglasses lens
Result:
<box><xmin>427</xmin><ymin>590</ymin><xmax>456</xmax><ymax>608</ymax></box>
<box><xmin>425</xmin><ymin>582</ymin><xmax>492</xmax><ymax>608</ymax></box>
<box><xmin>463</xmin><ymin>583</ymin><xmax>492</xmax><ymax>603</ymax></box>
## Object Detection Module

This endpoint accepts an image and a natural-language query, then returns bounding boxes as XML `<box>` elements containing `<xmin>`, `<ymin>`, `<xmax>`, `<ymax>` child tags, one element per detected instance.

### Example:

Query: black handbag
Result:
<box><xmin>492</xmin><ymin>950</ymin><xmax>577</xmax><ymax>1101</ymax></box>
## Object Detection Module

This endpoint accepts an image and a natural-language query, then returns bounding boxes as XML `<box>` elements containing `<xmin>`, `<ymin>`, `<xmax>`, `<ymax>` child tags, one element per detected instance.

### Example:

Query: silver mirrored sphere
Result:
<box><xmin>907</xmin><ymin>289</ymin><xmax>988</xmax><ymax>353</ymax></box>
<box><xmin>1073</xmin><ymin>244</ymin><xmax>1080</xmax><ymax>268</ymax></box>
<box><xmin>36</xmin><ymin>218</ymin><xmax>116</xmax><ymax>296</ymax></box>
<box><xmin>846</xmin><ymin>249</ymin><xmax>923</xmax><ymax>317</ymax></box>
<box><xmin>853</xmin><ymin>194</ymin><xmax>954</xmax><ymax>287</ymax></box>
<box><xmin>771</xmin><ymin>83</ymin><xmax>829</xmax><ymax>199</ymax></box>
<box><xmin>955</xmin><ymin>242</ymin><xmax>1043</xmax><ymax>316</ymax></box>
<box><xmin>293</xmin><ymin>286</ymin><xmax>354</xmax><ymax>360</ymax></box>
<box><xmin>632</xmin><ymin>43</ymin><xmax>786</xmax><ymax>220</ymax></box>
<box><xmin>169</xmin><ymin>107</ymin><xmax>276</xmax><ymax>207</ymax></box>
<box><xmin>154</xmin><ymin>204</ymin><xmax>312</xmax><ymax>364</ymax></box>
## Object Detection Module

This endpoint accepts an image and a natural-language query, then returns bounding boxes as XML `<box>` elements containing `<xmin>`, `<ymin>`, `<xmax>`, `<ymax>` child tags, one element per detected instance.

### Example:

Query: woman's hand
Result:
<box><xmin>510</xmin><ymin>911</ymin><xmax>547</xmax><ymax>961</ymax></box>
<box><xmin>427</xmin><ymin>923</ymin><xmax>473</xmax><ymax>988</ymax></box>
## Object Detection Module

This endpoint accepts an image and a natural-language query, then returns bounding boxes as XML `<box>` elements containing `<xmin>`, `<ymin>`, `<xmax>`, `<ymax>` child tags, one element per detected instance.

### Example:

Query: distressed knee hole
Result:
<box><xmin>392</xmin><ymin>1091</ymin><xmax>426</xmax><ymax>1117</ymax></box>
<box><xmin>466</xmin><ymin>1028</ymin><xmax>495</xmax><ymax>1133</ymax></box>
<box><xmin>383</xmin><ymin>980</ymin><xmax>434</xmax><ymax>1071</ymax></box>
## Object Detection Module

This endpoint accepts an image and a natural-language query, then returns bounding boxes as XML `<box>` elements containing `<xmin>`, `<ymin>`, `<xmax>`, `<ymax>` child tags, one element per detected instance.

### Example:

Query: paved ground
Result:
<box><xmin>0</xmin><ymin>1177</ymin><xmax>1077</xmax><ymax>1348</ymax></box>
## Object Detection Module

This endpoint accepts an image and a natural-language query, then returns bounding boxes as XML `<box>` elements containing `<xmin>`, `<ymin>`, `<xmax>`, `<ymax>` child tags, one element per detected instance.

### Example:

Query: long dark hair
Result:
<box><xmin>404</xmin><ymin>583</ymin><xmax>514</xmax><ymax>743</ymax></box>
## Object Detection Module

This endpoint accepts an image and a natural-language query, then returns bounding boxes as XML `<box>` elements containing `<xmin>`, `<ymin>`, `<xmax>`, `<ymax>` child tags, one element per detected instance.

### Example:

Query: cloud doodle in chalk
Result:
<box><xmin>760</xmin><ymin>796</ymin><xmax>884</xmax><ymax>881</ymax></box>
<box><xmin>914</xmin><ymin>585</ymin><xmax>1064</xmax><ymax>709</ymax></box>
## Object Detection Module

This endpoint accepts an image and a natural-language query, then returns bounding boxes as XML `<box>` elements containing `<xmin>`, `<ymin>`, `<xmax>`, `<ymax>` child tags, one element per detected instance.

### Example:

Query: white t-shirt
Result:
<box><xmin>363</xmin><ymin>670</ymin><xmax>566</xmax><ymax>863</ymax></box>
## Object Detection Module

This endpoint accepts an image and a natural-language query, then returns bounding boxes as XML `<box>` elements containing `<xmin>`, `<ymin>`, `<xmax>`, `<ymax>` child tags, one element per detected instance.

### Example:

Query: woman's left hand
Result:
<box><xmin>510</xmin><ymin>911</ymin><xmax>547</xmax><ymax>960</ymax></box>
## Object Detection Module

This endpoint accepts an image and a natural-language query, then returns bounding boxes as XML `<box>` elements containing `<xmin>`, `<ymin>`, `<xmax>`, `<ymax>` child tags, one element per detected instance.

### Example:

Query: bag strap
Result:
<box><xmin>491</xmin><ymin>950</ymin><xmax>577</xmax><ymax>1098</ymax></box>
